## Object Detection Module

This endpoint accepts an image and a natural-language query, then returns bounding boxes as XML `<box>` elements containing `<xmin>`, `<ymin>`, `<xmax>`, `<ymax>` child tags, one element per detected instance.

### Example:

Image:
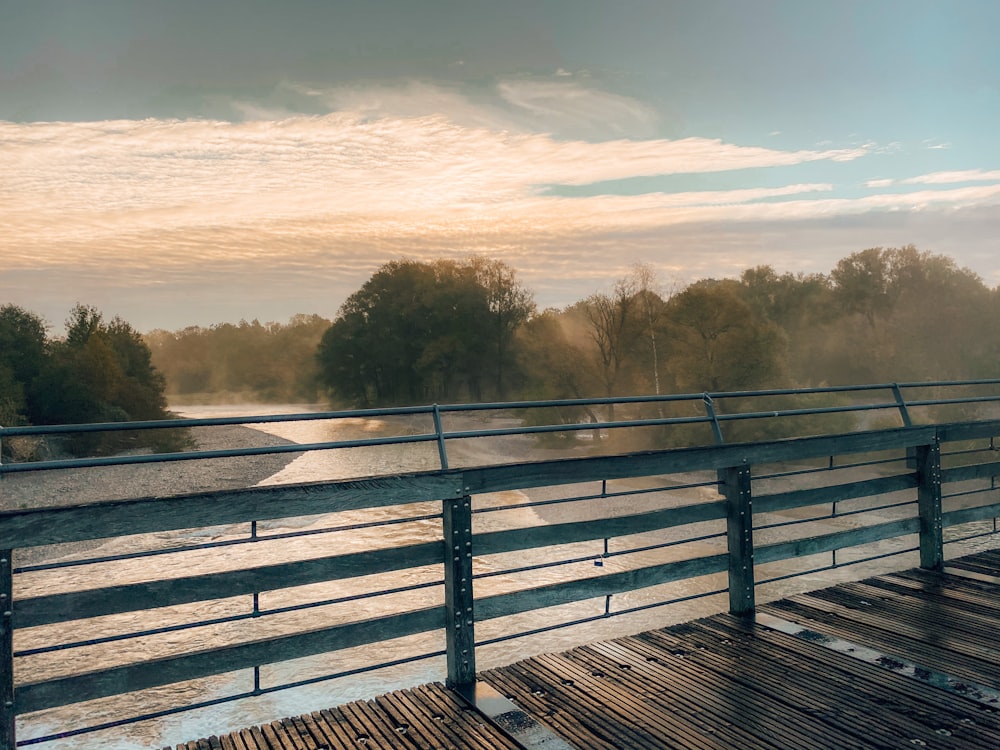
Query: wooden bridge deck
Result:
<box><xmin>172</xmin><ymin>550</ymin><xmax>1000</xmax><ymax>749</ymax></box>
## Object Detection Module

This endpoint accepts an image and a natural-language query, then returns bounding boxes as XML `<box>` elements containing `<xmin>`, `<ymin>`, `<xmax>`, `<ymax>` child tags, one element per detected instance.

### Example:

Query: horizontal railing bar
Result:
<box><xmin>941</xmin><ymin>501</ymin><xmax>1000</xmax><ymax>528</ymax></box>
<box><xmin>604</xmin><ymin>530</ymin><xmax>728</xmax><ymax>559</ymax></box>
<box><xmin>755</xmin><ymin>544</ymin><xmax>919</xmax><ymax>587</ymax></box>
<box><xmin>473</xmin><ymin>527</ymin><xmax>728</xmax><ymax>582</ymax></box>
<box><xmin>753</xmin><ymin>474</ymin><xmax>917</xmax><ymax>515</ymax></box>
<box><xmin>19</xmin><ymin>648</ymin><xmax>448</xmax><ymax>748</ymax></box>
<box><xmin>755</xmin><ymin>517</ymin><xmax>920</xmax><ymax>565</ymax></box>
<box><xmin>3</xmin><ymin>427</ymin><xmax>936</xmax><ymax>549</ymax></box>
<box><xmin>0</xmin><ymin>472</ymin><xmax>462</xmax><ymax>549</ymax></box>
<box><xmin>476</xmin><ymin>584</ymin><xmax>731</xmax><ymax>649</ymax></box>
<box><xmin>942</xmin><ymin>486</ymin><xmax>998</xmax><ymax>501</ymax></box>
<box><xmin>471</xmin><ymin>477</ymin><xmax>720</xmax><ymax>516</ymax></box>
<box><xmin>475</xmin><ymin>553</ymin><xmax>729</xmax><ymax>622</ymax></box>
<box><xmin>0</xmin><ymin>432</ymin><xmax>439</xmax><ymax>474</ymax></box>
<box><xmin>944</xmin><ymin>529</ymin><xmax>999</xmax><ymax>545</ymax></box>
<box><xmin>941</xmin><ymin>460</ymin><xmax>1000</xmax><ymax>484</ymax></box>
<box><xmin>464</xmin><ymin>426</ymin><xmax>935</xmax><ymax>494</ymax></box>
<box><xmin>474</xmin><ymin>552</ymin><xmax>605</xmax><ymax>580</ymax></box>
<box><xmin>0</xmin><ymin>404</ymin><xmax>439</xmax><ymax>437</ymax></box>
<box><xmin>20</xmin><ymin>577</ymin><xmax>446</xmax><ymax>658</ymax></box>
<box><xmin>16</xmin><ymin>509</ymin><xmax>443</xmax><ymax>575</ymax></box>
<box><xmin>752</xmin><ymin>453</ymin><xmax>907</xmax><ymax>481</ymax></box>
<box><xmin>937</xmin><ymin>419</ymin><xmax>1000</xmax><ymax>442</ymax></box>
<box><xmin>16</xmin><ymin>605</ymin><xmax>447</xmax><ymax>714</ymax></box>
<box><xmin>15</xmin><ymin>540</ymin><xmax>444</xmax><ymax>629</ymax></box>
<box><xmin>473</xmin><ymin>500</ymin><xmax>727</xmax><ymax>557</ymax></box>
<box><xmin>755</xmin><ymin>499</ymin><xmax>917</xmax><ymax>533</ymax></box>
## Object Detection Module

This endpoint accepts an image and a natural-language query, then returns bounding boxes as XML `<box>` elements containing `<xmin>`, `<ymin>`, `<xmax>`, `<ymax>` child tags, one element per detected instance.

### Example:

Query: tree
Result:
<box><xmin>317</xmin><ymin>258</ymin><xmax>531</xmax><ymax>406</ymax></box>
<box><xmin>664</xmin><ymin>280</ymin><xmax>786</xmax><ymax>393</ymax></box>
<box><xmin>468</xmin><ymin>257</ymin><xmax>536</xmax><ymax>399</ymax></box>
<box><xmin>0</xmin><ymin>305</ymin><xmax>48</xmax><ymax>426</ymax></box>
<box><xmin>28</xmin><ymin>305</ymin><xmax>174</xmax><ymax>453</ymax></box>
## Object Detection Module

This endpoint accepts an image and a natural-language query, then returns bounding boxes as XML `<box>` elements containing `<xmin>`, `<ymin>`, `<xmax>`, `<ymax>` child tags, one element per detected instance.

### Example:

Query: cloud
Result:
<box><xmin>866</xmin><ymin>169</ymin><xmax>1000</xmax><ymax>189</ymax></box>
<box><xmin>901</xmin><ymin>169</ymin><xmax>1000</xmax><ymax>185</ymax></box>
<box><xmin>3</xmin><ymin>84</ymin><xmax>998</xmax><ymax>329</ymax></box>
<box><xmin>0</xmin><ymin>114</ymin><xmax>870</xmax><ymax>257</ymax></box>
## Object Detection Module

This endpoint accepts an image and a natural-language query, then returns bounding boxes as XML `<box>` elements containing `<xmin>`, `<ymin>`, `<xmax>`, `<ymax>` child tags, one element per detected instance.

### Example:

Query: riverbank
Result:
<box><xmin>1</xmin><ymin>423</ymin><xmax>300</xmax><ymax>511</ymax></box>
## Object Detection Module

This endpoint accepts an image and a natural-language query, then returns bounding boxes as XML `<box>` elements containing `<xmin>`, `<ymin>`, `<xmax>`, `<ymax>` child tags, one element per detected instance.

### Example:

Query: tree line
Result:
<box><xmin>311</xmin><ymin>246</ymin><xmax>999</xmax><ymax>411</ymax></box>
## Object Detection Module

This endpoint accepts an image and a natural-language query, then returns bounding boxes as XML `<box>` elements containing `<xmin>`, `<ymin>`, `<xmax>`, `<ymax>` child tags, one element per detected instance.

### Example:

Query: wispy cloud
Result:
<box><xmin>865</xmin><ymin>169</ymin><xmax>1000</xmax><ymax>188</ymax></box>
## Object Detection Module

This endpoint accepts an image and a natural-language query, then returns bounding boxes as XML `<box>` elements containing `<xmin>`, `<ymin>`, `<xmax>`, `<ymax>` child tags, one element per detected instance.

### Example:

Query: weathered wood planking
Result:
<box><xmin>0</xmin><ymin>472</ymin><xmax>463</xmax><ymax>549</ymax></box>
<box><xmin>17</xmin><ymin>605</ymin><xmax>446</xmax><ymax>714</ymax></box>
<box><xmin>475</xmin><ymin>553</ymin><xmax>730</xmax><ymax>621</ymax></box>
<box><xmin>463</xmin><ymin>426</ymin><xmax>936</xmax><ymax>494</ymax></box>
<box><xmin>473</xmin><ymin>498</ymin><xmax>727</xmax><ymax>556</ymax></box>
<box><xmin>478</xmin><ymin>552</ymin><xmax>1000</xmax><ymax>750</ymax></box>
<box><xmin>16</xmin><ymin>540</ymin><xmax>444</xmax><ymax>628</ymax></box>
<box><xmin>168</xmin><ymin>684</ymin><xmax>524</xmax><ymax>750</ymax></box>
<box><xmin>753</xmin><ymin>472</ymin><xmax>917</xmax><ymax>514</ymax></box>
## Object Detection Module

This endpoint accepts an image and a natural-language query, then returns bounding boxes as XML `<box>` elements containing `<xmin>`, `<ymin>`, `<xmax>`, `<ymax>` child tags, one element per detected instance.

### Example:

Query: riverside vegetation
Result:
<box><xmin>3</xmin><ymin>246</ymin><xmax>997</xmax><ymax>459</ymax></box>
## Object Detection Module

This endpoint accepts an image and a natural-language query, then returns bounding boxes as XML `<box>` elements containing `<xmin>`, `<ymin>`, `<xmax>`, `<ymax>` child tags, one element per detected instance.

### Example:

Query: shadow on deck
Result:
<box><xmin>171</xmin><ymin>549</ymin><xmax>1000</xmax><ymax>749</ymax></box>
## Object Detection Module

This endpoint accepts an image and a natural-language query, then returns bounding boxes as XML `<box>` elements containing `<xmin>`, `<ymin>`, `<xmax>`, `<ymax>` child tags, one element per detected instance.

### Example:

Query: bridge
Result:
<box><xmin>2</xmin><ymin>381</ymin><xmax>1000</xmax><ymax>748</ymax></box>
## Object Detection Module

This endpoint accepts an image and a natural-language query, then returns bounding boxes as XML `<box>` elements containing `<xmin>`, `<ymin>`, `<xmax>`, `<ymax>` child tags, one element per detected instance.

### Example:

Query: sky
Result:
<box><xmin>2</xmin><ymin>0</ymin><xmax>999</xmax><ymax>332</ymax></box>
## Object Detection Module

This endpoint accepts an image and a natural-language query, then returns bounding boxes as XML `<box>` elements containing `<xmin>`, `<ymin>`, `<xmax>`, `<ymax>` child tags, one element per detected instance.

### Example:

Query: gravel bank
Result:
<box><xmin>1</xmin><ymin>423</ymin><xmax>300</xmax><ymax>511</ymax></box>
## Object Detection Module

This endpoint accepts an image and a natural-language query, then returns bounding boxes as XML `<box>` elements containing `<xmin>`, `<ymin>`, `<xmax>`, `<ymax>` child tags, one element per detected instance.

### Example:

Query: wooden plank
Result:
<box><xmin>937</xmin><ymin>419</ymin><xmax>1000</xmax><ymax>442</ymax></box>
<box><xmin>681</xmin><ymin>616</ymin><xmax>1000</xmax><ymax>749</ymax></box>
<box><xmin>310</xmin><ymin>710</ymin><xmax>355</xmax><ymax>750</ymax></box>
<box><xmin>336</xmin><ymin>700</ymin><xmax>398</xmax><ymax>748</ymax></box>
<box><xmin>474</xmin><ymin>499</ymin><xmax>726</xmax><ymax>556</ymax></box>
<box><xmin>487</xmin><ymin>659</ymin><xmax>669</xmax><ymax>749</ymax></box>
<box><xmin>0</xmin><ymin>472</ymin><xmax>462</xmax><ymax>549</ymax></box>
<box><xmin>370</xmin><ymin>693</ymin><xmax>437</xmax><ymax>750</ymax></box>
<box><xmin>464</xmin><ymin>426</ymin><xmax>936</xmax><ymax>494</ymax></box>
<box><xmin>16</xmin><ymin>605</ymin><xmax>446</xmax><ymax>714</ymax></box>
<box><xmin>16</xmin><ymin>540</ymin><xmax>444</xmax><ymax>628</ymax></box>
<box><xmin>942</xmin><ymin>501</ymin><xmax>1000</xmax><ymax>529</ymax></box>
<box><xmin>533</xmin><ymin>646</ymin><xmax>741</xmax><ymax>749</ymax></box>
<box><xmin>754</xmin><ymin>473</ymin><xmax>916</xmax><ymax>515</ymax></box>
<box><xmin>755</xmin><ymin>515</ymin><xmax>920</xmax><ymax>564</ymax></box>
<box><xmin>761</xmin><ymin>594</ymin><xmax>1000</xmax><ymax>686</ymax></box>
<box><xmin>580</xmin><ymin>638</ymin><xmax>833</xmax><ymax>750</ymax></box>
<box><xmin>290</xmin><ymin>713</ymin><xmax>341</xmax><ymax>750</ymax></box>
<box><xmin>475</xmin><ymin>552</ymin><xmax>728</xmax><ymax>621</ymax></box>
<box><xmin>390</xmin><ymin>687</ymin><xmax>479</xmax><ymax>749</ymax></box>
<box><xmin>941</xmin><ymin>459</ymin><xmax>1000</xmax><ymax>483</ymax></box>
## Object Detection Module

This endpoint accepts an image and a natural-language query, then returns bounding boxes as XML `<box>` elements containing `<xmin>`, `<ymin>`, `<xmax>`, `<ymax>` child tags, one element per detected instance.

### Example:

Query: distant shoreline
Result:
<box><xmin>1</xmin><ymin>423</ymin><xmax>301</xmax><ymax>512</ymax></box>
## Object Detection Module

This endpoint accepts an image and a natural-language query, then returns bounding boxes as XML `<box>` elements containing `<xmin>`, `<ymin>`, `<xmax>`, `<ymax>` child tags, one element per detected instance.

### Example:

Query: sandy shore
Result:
<box><xmin>1</xmin><ymin>423</ymin><xmax>300</xmax><ymax>511</ymax></box>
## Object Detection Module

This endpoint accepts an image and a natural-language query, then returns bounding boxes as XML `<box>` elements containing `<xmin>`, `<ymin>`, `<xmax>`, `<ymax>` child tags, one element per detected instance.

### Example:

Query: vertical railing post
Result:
<box><xmin>723</xmin><ymin>462</ymin><xmax>755</xmax><ymax>616</ymax></box>
<box><xmin>1</xmin><ymin>549</ymin><xmax>14</xmax><ymax>750</ymax></box>
<box><xmin>915</xmin><ymin>438</ymin><xmax>944</xmax><ymax>570</ymax></box>
<box><xmin>443</xmin><ymin>493</ymin><xmax>476</xmax><ymax>699</ymax></box>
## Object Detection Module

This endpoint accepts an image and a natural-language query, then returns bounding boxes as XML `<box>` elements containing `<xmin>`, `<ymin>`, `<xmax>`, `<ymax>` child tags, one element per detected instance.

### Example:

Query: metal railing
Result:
<box><xmin>1</xmin><ymin>380</ymin><xmax>1000</xmax><ymax>748</ymax></box>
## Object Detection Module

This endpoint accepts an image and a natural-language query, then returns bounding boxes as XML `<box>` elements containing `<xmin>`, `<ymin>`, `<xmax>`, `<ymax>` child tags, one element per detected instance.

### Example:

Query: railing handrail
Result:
<box><xmin>3</xmin><ymin>378</ymin><xmax>1000</xmax><ymax>475</ymax></box>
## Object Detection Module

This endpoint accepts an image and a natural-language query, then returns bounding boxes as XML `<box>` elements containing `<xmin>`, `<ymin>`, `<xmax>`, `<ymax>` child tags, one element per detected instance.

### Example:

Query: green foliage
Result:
<box><xmin>317</xmin><ymin>258</ymin><xmax>534</xmax><ymax>406</ymax></box>
<box><xmin>0</xmin><ymin>303</ymin><xmax>181</xmax><ymax>458</ymax></box>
